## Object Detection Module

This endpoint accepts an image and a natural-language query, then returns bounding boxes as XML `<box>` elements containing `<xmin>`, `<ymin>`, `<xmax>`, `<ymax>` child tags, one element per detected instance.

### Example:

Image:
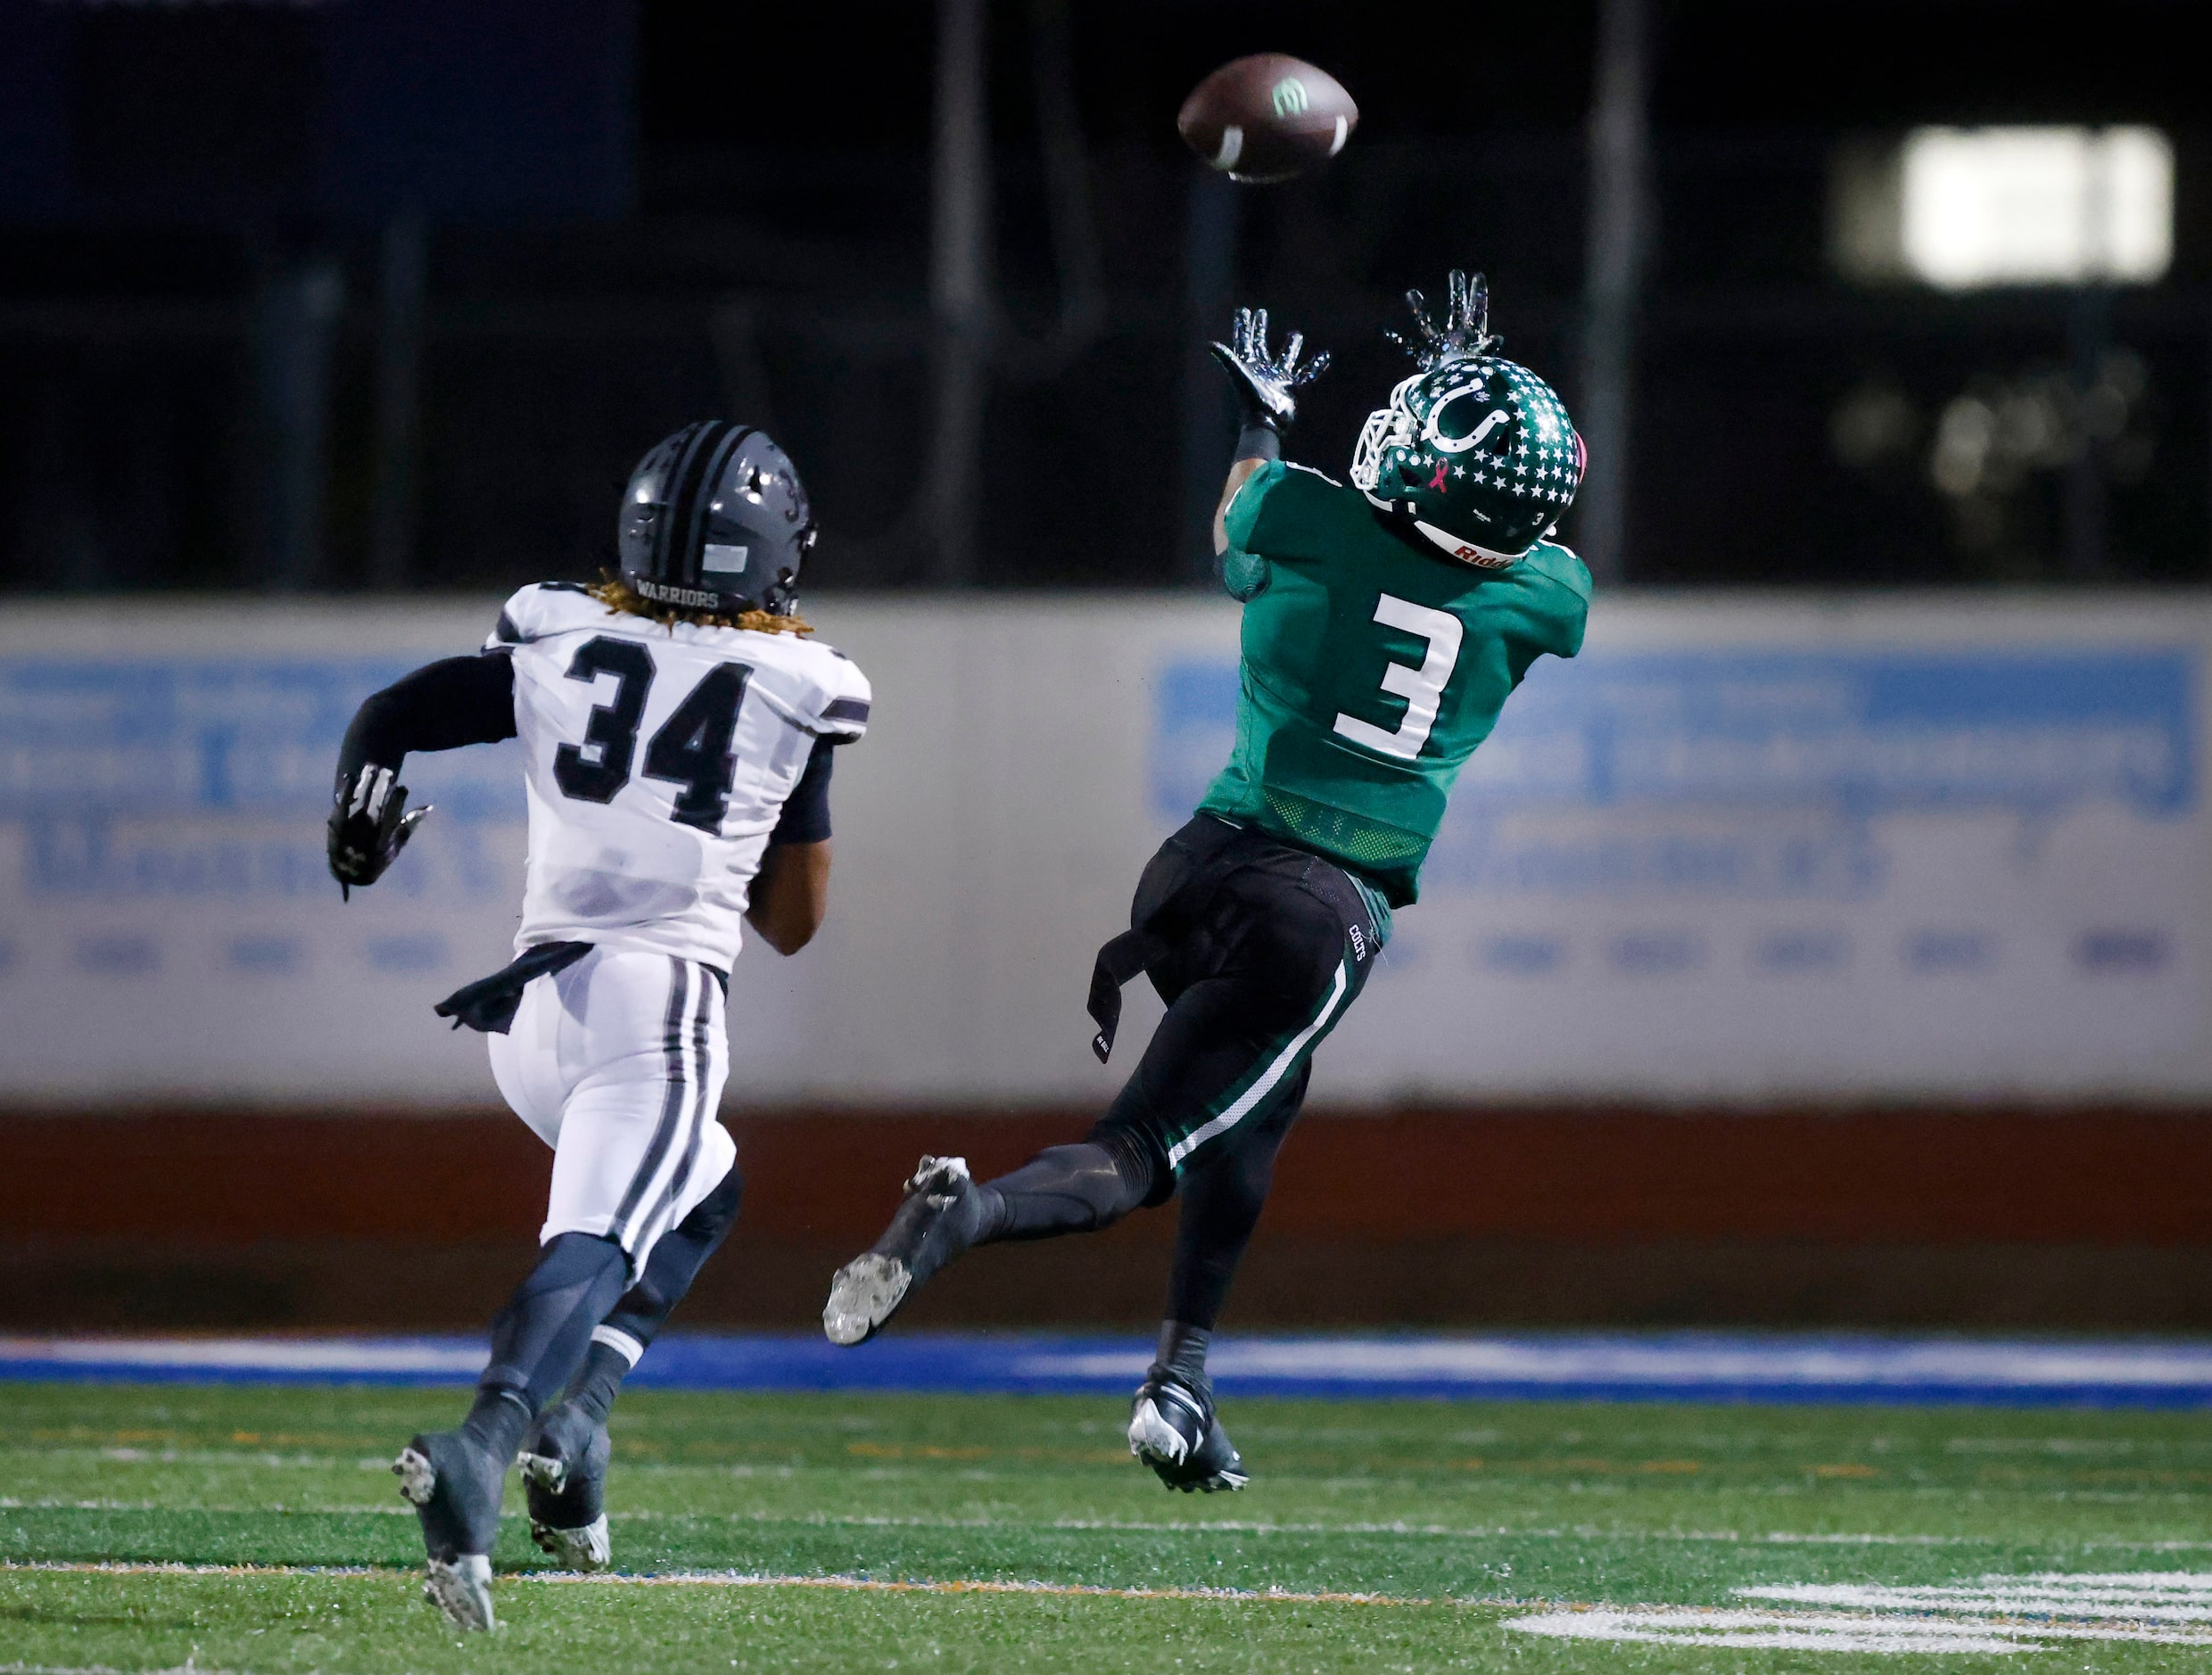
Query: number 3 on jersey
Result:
<box><xmin>552</xmin><ymin>635</ymin><xmax>751</xmax><ymax>831</ymax></box>
<box><xmin>1333</xmin><ymin>594</ymin><xmax>1464</xmax><ymax>762</ymax></box>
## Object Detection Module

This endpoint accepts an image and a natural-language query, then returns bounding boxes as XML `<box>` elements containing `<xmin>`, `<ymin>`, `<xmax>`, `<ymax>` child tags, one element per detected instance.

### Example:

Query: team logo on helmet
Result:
<box><xmin>1349</xmin><ymin>271</ymin><xmax>1583</xmax><ymax>568</ymax></box>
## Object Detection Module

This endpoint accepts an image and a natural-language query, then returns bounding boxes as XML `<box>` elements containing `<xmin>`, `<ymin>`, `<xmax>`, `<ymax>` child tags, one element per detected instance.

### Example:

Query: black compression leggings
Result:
<box><xmin>1164</xmin><ymin>1061</ymin><xmax>1308</xmax><ymax>1330</ymax></box>
<box><xmin>974</xmin><ymin>1058</ymin><xmax>1310</xmax><ymax>1332</ymax></box>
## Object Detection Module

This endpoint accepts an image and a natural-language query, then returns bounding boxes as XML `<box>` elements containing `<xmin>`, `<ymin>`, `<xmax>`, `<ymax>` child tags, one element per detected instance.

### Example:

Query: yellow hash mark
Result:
<box><xmin>846</xmin><ymin>1442</ymin><xmax>992</xmax><ymax>1461</ymax></box>
<box><xmin>29</xmin><ymin>1428</ymin><xmax>182</xmax><ymax>1446</ymax></box>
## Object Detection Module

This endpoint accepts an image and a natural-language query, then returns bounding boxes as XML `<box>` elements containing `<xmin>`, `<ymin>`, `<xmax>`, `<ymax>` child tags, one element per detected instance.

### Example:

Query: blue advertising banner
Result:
<box><xmin>1</xmin><ymin>596</ymin><xmax>2206</xmax><ymax>1102</ymax></box>
<box><xmin>0</xmin><ymin>613</ymin><xmax>532</xmax><ymax>1099</ymax></box>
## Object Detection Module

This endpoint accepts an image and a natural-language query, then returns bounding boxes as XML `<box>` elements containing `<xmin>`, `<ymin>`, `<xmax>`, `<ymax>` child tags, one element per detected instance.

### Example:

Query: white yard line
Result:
<box><xmin>26</xmin><ymin>1557</ymin><xmax>2212</xmax><ymax>1654</ymax></box>
<box><xmin>1508</xmin><ymin>1605</ymin><xmax>2212</xmax><ymax>1653</ymax></box>
<box><xmin>9</xmin><ymin>1499</ymin><xmax>2183</xmax><ymax>1552</ymax></box>
<box><xmin>0</xmin><ymin>1559</ymin><xmax>1421</xmax><ymax>1608</ymax></box>
<box><xmin>1508</xmin><ymin>1569</ymin><xmax>2212</xmax><ymax>1654</ymax></box>
<box><xmin>3</xmin><ymin>1664</ymin><xmax>258</xmax><ymax>1675</ymax></box>
<box><xmin>0</xmin><ymin>1338</ymin><xmax>482</xmax><ymax>1376</ymax></box>
<box><xmin>532</xmin><ymin>1571</ymin><xmax>1417</xmax><ymax>1605</ymax></box>
<box><xmin>3</xmin><ymin>1562</ymin><xmax>381</xmax><ymax>1579</ymax></box>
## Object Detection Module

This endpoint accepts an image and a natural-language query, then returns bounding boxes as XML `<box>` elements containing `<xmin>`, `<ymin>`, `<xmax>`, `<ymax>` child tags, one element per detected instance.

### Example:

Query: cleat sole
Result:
<box><xmin>530</xmin><ymin>1512</ymin><xmax>611</xmax><ymax>1572</ymax></box>
<box><xmin>823</xmin><ymin>1253</ymin><xmax>911</xmax><ymax>1347</ymax></box>
<box><xmin>392</xmin><ymin>1446</ymin><xmax>437</xmax><ymax>1506</ymax></box>
<box><xmin>517</xmin><ymin>1449</ymin><xmax>568</xmax><ymax>1496</ymax></box>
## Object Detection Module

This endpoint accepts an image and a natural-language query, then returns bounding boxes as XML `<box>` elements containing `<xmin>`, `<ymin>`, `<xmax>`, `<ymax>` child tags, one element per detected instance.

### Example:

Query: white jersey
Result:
<box><xmin>488</xmin><ymin>582</ymin><xmax>869</xmax><ymax>969</ymax></box>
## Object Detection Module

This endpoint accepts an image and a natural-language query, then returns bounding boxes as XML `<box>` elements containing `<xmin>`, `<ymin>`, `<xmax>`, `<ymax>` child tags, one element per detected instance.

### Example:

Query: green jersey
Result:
<box><xmin>1201</xmin><ymin>459</ymin><xmax>1590</xmax><ymax>908</ymax></box>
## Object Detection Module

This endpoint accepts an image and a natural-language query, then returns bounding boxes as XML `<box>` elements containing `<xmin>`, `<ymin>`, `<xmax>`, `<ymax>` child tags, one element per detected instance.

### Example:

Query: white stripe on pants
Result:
<box><xmin>488</xmin><ymin>945</ymin><xmax>737</xmax><ymax>1274</ymax></box>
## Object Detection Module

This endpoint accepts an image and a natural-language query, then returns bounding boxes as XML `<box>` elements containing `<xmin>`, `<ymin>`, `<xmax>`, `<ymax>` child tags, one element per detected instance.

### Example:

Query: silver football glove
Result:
<box><xmin>327</xmin><ymin>764</ymin><xmax>432</xmax><ymax>899</ymax></box>
<box><xmin>1209</xmin><ymin>307</ymin><xmax>1332</xmax><ymax>431</ymax></box>
<box><xmin>1387</xmin><ymin>269</ymin><xmax>1500</xmax><ymax>368</ymax></box>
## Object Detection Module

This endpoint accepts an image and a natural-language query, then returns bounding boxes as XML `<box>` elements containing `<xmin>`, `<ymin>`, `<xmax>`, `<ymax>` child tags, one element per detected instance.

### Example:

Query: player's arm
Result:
<box><xmin>747</xmin><ymin>840</ymin><xmax>830</xmax><ymax>956</ymax></box>
<box><xmin>1207</xmin><ymin>307</ymin><xmax>1330</xmax><ymax>558</ymax></box>
<box><xmin>328</xmin><ymin>652</ymin><xmax>517</xmax><ymax>896</ymax></box>
<box><xmin>746</xmin><ymin>737</ymin><xmax>838</xmax><ymax>954</ymax></box>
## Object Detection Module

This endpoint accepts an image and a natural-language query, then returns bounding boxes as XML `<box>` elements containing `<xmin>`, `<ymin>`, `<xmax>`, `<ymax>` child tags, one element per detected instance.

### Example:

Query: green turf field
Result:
<box><xmin>4</xmin><ymin>1381</ymin><xmax>2212</xmax><ymax>1671</ymax></box>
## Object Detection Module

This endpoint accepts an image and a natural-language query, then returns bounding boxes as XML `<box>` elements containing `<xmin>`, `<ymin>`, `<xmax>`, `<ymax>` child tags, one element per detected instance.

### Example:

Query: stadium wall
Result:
<box><xmin>4</xmin><ymin>593</ymin><xmax>2208</xmax><ymax>1329</ymax></box>
<box><xmin>8</xmin><ymin>1105</ymin><xmax>2212</xmax><ymax>1332</ymax></box>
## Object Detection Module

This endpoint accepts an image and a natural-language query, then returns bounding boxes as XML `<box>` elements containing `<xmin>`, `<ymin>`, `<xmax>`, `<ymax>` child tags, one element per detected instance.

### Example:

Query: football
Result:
<box><xmin>1176</xmin><ymin>54</ymin><xmax>1358</xmax><ymax>185</ymax></box>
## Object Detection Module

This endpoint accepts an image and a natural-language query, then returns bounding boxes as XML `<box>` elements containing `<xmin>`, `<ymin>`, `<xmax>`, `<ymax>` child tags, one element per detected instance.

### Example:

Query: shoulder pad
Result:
<box><xmin>1522</xmin><ymin>541</ymin><xmax>1594</xmax><ymax>604</ymax></box>
<box><xmin>802</xmin><ymin>641</ymin><xmax>871</xmax><ymax>742</ymax></box>
<box><xmin>486</xmin><ymin>582</ymin><xmax>612</xmax><ymax>650</ymax></box>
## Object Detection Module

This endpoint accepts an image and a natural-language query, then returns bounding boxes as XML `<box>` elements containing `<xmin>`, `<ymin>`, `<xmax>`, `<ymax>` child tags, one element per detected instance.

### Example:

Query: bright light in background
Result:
<box><xmin>1899</xmin><ymin>127</ymin><xmax>2172</xmax><ymax>290</ymax></box>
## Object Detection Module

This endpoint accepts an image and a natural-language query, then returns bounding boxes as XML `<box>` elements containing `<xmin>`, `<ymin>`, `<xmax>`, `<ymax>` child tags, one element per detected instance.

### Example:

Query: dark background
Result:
<box><xmin>4</xmin><ymin>2</ymin><xmax>2210</xmax><ymax>1333</ymax></box>
<box><xmin>0</xmin><ymin>0</ymin><xmax>2205</xmax><ymax>599</ymax></box>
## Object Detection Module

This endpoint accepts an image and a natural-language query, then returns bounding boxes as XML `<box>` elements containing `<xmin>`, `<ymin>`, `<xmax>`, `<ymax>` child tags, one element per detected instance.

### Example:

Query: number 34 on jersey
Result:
<box><xmin>487</xmin><ymin>582</ymin><xmax>869</xmax><ymax>967</ymax></box>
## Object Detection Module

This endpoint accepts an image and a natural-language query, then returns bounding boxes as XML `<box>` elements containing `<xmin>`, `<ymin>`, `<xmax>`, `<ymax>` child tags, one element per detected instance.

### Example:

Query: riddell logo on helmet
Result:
<box><xmin>1452</xmin><ymin>542</ymin><xmax>1515</xmax><ymax>570</ymax></box>
<box><xmin>634</xmin><ymin>578</ymin><xmax>724</xmax><ymax>608</ymax></box>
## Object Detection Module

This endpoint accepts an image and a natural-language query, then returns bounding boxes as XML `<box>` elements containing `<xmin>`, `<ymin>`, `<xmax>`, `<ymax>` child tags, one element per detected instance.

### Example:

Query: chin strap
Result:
<box><xmin>1358</xmin><ymin>489</ymin><xmax>1530</xmax><ymax>571</ymax></box>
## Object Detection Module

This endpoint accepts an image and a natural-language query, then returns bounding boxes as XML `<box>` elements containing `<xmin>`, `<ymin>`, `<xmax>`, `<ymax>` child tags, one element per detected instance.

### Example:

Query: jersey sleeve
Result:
<box><xmin>768</xmin><ymin>738</ymin><xmax>836</xmax><ymax>845</ymax></box>
<box><xmin>805</xmin><ymin>648</ymin><xmax>872</xmax><ymax>745</ymax></box>
<box><xmin>1522</xmin><ymin>543</ymin><xmax>1594</xmax><ymax>658</ymax></box>
<box><xmin>1215</xmin><ymin>545</ymin><xmax>1272</xmax><ymax>603</ymax></box>
<box><xmin>1221</xmin><ymin>461</ymin><xmax>1353</xmax><ymax>565</ymax></box>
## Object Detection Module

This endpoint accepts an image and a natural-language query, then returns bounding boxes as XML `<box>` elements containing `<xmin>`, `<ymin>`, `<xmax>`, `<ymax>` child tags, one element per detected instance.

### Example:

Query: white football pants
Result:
<box><xmin>487</xmin><ymin>946</ymin><xmax>737</xmax><ymax>1275</ymax></box>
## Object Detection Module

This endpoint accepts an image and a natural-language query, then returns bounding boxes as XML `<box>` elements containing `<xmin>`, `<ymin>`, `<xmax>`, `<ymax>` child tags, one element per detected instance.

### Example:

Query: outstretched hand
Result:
<box><xmin>1209</xmin><ymin>307</ymin><xmax>1332</xmax><ymax>431</ymax></box>
<box><xmin>328</xmin><ymin>764</ymin><xmax>432</xmax><ymax>899</ymax></box>
<box><xmin>1388</xmin><ymin>269</ymin><xmax>1499</xmax><ymax>368</ymax></box>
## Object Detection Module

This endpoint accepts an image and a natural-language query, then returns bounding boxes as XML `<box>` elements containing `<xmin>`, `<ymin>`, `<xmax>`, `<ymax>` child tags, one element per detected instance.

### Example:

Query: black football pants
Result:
<box><xmin>983</xmin><ymin>817</ymin><xmax>1379</xmax><ymax>1331</ymax></box>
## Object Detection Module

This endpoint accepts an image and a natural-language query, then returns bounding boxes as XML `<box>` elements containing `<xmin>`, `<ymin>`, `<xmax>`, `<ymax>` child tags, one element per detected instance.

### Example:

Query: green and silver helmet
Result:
<box><xmin>1349</xmin><ymin>271</ymin><xmax>1584</xmax><ymax>569</ymax></box>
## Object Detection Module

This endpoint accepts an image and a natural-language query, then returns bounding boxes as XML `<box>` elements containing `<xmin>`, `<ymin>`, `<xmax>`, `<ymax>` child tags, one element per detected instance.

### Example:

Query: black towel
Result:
<box><xmin>433</xmin><ymin>941</ymin><xmax>594</xmax><ymax>1035</ymax></box>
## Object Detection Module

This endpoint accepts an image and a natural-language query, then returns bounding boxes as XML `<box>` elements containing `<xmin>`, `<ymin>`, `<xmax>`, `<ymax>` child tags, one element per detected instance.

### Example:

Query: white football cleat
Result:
<box><xmin>423</xmin><ymin>1553</ymin><xmax>496</xmax><ymax>1632</ymax></box>
<box><xmin>527</xmin><ymin>1509</ymin><xmax>611</xmax><ymax>1572</ymax></box>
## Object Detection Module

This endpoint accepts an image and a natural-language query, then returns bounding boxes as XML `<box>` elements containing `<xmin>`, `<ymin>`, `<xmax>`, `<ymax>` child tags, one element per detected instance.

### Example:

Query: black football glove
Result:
<box><xmin>328</xmin><ymin>763</ymin><xmax>432</xmax><ymax>899</ymax></box>
<box><xmin>1209</xmin><ymin>307</ymin><xmax>1331</xmax><ymax>432</ymax></box>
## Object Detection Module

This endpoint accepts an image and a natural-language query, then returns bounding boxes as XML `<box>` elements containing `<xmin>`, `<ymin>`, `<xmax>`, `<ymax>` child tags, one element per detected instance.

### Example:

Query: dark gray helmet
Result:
<box><xmin>617</xmin><ymin>422</ymin><xmax>814</xmax><ymax>615</ymax></box>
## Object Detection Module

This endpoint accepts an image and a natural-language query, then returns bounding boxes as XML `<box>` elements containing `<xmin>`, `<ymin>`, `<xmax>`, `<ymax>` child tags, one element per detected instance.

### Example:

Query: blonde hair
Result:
<box><xmin>590</xmin><ymin>573</ymin><xmax>812</xmax><ymax>637</ymax></box>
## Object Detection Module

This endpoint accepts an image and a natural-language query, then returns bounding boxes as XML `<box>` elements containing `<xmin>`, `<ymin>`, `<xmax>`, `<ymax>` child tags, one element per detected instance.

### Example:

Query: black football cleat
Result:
<box><xmin>518</xmin><ymin>1399</ymin><xmax>612</xmax><ymax>1572</ymax></box>
<box><xmin>1127</xmin><ymin>1366</ymin><xmax>1250</xmax><ymax>1493</ymax></box>
<box><xmin>392</xmin><ymin>1428</ymin><xmax>505</xmax><ymax>1630</ymax></box>
<box><xmin>823</xmin><ymin>1156</ymin><xmax>993</xmax><ymax>1347</ymax></box>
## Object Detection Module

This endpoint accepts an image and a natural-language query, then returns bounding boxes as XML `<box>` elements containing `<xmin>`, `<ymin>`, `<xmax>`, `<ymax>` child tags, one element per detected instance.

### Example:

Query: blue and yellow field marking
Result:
<box><xmin>10</xmin><ymin>1330</ymin><xmax>2212</xmax><ymax>1408</ymax></box>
